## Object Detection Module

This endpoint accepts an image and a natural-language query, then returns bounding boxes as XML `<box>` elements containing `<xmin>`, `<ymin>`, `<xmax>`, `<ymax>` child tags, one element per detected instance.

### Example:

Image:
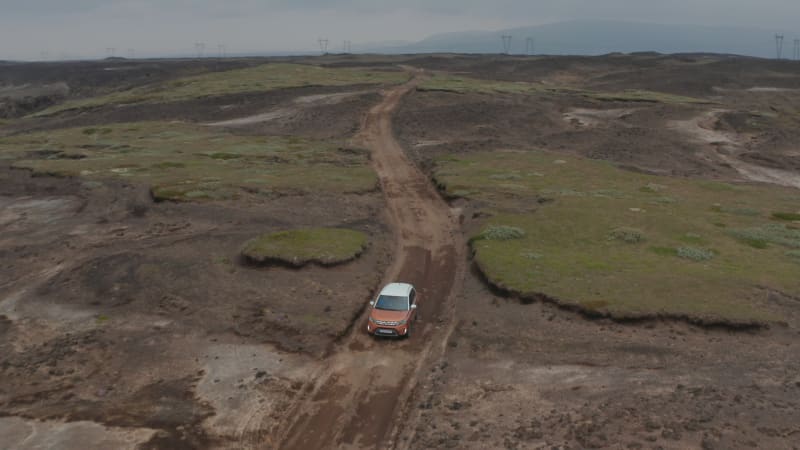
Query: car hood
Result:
<box><xmin>370</xmin><ymin>308</ymin><xmax>408</xmax><ymax>322</ymax></box>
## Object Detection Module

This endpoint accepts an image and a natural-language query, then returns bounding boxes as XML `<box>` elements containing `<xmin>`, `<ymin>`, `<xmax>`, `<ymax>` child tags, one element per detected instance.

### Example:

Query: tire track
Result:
<box><xmin>268</xmin><ymin>72</ymin><xmax>465</xmax><ymax>449</ymax></box>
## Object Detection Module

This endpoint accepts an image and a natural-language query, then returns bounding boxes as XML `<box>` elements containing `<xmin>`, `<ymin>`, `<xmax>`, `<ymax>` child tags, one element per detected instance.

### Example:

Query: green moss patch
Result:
<box><xmin>0</xmin><ymin>122</ymin><xmax>377</xmax><ymax>202</ymax></box>
<box><xmin>772</xmin><ymin>212</ymin><xmax>800</xmax><ymax>221</ymax></box>
<box><xmin>241</xmin><ymin>228</ymin><xmax>368</xmax><ymax>267</ymax></box>
<box><xmin>34</xmin><ymin>63</ymin><xmax>409</xmax><ymax>116</ymax></box>
<box><xmin>444</xmin><ymin>150</ymin><xmax>800</xmax><ymax>325</ymax></box>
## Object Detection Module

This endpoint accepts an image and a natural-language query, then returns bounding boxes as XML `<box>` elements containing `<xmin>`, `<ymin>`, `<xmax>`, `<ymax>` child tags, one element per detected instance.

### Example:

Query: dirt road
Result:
<box><xmin>262</xmin><ymin>74</ymin><xmax>464</xmax><ymax>449</ymax></box>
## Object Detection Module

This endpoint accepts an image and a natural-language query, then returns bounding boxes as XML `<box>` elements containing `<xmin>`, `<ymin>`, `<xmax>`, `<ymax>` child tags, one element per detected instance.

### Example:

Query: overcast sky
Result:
<box><xmin>1</xmin><ymin>0</ymin><xmax>799</xmax><ymax>60</ymax></box>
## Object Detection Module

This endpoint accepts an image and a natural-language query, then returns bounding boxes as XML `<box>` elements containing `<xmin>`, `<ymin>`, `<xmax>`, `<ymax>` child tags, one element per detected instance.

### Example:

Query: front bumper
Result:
<box><xmin>367</xmin><ymin>322</ymin><xmax>408</xmax><ymax>337</ymax></box>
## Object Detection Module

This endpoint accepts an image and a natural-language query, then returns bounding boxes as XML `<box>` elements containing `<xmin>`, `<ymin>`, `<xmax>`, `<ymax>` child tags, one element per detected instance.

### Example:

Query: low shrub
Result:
<box><xmin>609</xmin><ymin>227</ymin><xmax>645</xmax><ymax>244</ymax></box>
<box><xmin>520</xmin><ymin>251</ymin><xmax>543</xmax><ymax>260</ymax></box>
<box><xmin>730</xmin><ymin>224</ymin><xmax>800</xmax><ymax>249</ymax></box>
<box><xmin>473</xmin><ymin>225</ymin><xmax>526</xmax><ymax>242</ymax></box>
<box><xmin>677</xmin><ymin>246</ymin><xmax>715</xmax><ymax>261</ymax></box>
<box><xmin>640</xmin><ymin>183</ymin><xmax>666</xmax><ymax>193</ymax></box>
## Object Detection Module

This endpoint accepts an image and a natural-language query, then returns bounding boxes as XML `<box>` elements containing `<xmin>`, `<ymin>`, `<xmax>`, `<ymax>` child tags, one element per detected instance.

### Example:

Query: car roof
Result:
<box><xmin>379</xmin><ymin>282</ymin><xmax>414</xmax><ymax>297</ymax></box>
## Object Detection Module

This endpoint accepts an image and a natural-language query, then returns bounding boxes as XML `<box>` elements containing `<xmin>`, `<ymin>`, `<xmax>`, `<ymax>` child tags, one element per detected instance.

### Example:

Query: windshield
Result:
<box><xmin>375</xmin><ymin>295</ymin><xmax>409</xmax><ymax>311</ymax></box>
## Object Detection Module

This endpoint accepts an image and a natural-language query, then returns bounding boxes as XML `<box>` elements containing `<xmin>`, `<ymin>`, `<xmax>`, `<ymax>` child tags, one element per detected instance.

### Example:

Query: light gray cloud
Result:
<box><xmin>1</xmin><ymin>0</ymin><xmax>799</xmax><ymax>60</ymax></box>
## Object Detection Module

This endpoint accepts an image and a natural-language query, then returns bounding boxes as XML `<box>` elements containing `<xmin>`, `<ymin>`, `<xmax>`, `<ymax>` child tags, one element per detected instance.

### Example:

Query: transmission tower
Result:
<box><xmin>501</xmin><ymin>35</ymin><xmax>513</xmax><ymax>54</ymax></box>
<box><xmin>525</xmin><ymin>37</ymin><xmax>535</xmax><ymax>55</ymax></box>
<box><xmin>343</xmin><ymin>40</ymin><xmax>352</xmax><ymax>53</ymax></box>
<box><xmin>40</xmin><ymin>51</ymin><xmax>49</xmax><ymax>61</ymax></box>
<box><xmin>194</xmin><ymin>42</ymin><xmax>206</xmax><ymax>58</ymax></box>
<box><xmin>127</xmin><ymin>49</ymin><xmax>135</xmax><ymax>59</ymax></box>
<box><xmin>106</xmin><ymin>47</ymin><xmax>116</xmax><ymax>58</ymax></box>
<box><xmin>318</xmin><ymin>38</ymin><xmax>329</xmax><ymax>55</ymax></box>
<box><xmin>794</xmin><ymin>39</ymin><xmax>800</xmax><ymax>61</ymax></box>
<box><xmin>218</xmin><ymin>44</ymin><xmax>227</xmax><ymax>58</ymax></box>
<box><xmin>775</xmin><ymin>34</ymin><xmax>784</xmax><ymax>59</ymax></box>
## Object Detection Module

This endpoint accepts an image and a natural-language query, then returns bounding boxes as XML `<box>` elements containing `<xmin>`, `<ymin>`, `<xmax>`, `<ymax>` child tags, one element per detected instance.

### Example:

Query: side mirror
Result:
<box><xmin>411</xmin><ymin>304</ymin><xmax>417</xmax><ymax>309</ymax></box>
<box><xmin>369</xmin><ymin>301</ymin><xmax>375</xmax><ymax>307</ymax></box>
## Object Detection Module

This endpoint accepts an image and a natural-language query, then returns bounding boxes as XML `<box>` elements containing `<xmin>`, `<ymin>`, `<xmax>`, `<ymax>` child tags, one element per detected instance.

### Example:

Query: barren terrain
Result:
<box><xmin>1</xmin><ymin>53</ymin><xmax>800</xmax><ymax>449</ymax></box>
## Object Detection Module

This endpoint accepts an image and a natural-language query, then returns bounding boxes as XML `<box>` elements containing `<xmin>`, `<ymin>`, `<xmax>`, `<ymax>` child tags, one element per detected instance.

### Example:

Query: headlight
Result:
<box><xmin>398</xmin><ymin>319</ymin><xmax>407</xmax><ymax>325</ymax></box>
<box><xmin>369</xmin><ymin>317</ymin><xmax>376</xmax><ymax>323</ymax></box>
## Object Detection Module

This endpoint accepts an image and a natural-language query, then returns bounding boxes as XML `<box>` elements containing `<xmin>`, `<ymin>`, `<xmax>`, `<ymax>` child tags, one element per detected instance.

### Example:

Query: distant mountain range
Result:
<box><xmin>362</xmin><ymin>20</ymin><xmax>797</xmax><ymax>59</ymax></box>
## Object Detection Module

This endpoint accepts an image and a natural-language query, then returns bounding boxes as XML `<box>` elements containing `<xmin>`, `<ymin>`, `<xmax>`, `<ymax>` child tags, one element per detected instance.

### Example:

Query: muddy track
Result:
<box><xmin>253</xmin><ymin>73</ymin><xmax>464</xmax><ymax>449</ymax></box>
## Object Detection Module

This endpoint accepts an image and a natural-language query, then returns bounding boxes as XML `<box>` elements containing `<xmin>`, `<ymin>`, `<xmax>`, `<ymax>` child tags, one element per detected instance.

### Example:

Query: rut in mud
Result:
<box><xmin>263</xmin><ymin>74</ymin><xmax>464</xmax><ymax>449</ymax></box>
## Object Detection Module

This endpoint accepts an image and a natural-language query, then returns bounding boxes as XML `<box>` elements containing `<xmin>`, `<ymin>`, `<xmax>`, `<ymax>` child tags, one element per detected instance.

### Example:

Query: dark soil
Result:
<box><xmin>3</xmin><ymin>54</ymin><xmax>800</xmax><ymax>450</ymax></box>
<box><xmin>408</xmin><ymin>276</ymin><xmax>800</xmax><ymax>449</ymax></box>
<box><xmin>395</xmin><ymin>89</ymin><xmax>731</xmax><ymax>178</ymax></box>
<box><xmin>0</xmin><ymin>158</ymin><xmax>390</xmax><ymax>444</ymax></box>
<box><xmin>0</xmin><ymin>58</ymin><xmax>264</xmax><ymax>119</ymax></box>
<box><xmin>390</xmin><ymin>53</ymin><xmax>800</xmax><ymax>450</ymax></box>
<box><xmin>8</xmin><ymin>86</ymin><xmax>381</xmax><ymax>142</ymax></box>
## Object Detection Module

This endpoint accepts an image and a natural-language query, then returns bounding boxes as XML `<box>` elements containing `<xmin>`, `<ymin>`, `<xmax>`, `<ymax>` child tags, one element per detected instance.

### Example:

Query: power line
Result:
<box><xmin>775</xmin><ymin>34</ymin><xmax>784</xmax><ymax>60</ymax></box>
<box><xmin>501</xmin><ymin>35</ymin><xmax>512</xmax><ymax>55</ymax></box>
